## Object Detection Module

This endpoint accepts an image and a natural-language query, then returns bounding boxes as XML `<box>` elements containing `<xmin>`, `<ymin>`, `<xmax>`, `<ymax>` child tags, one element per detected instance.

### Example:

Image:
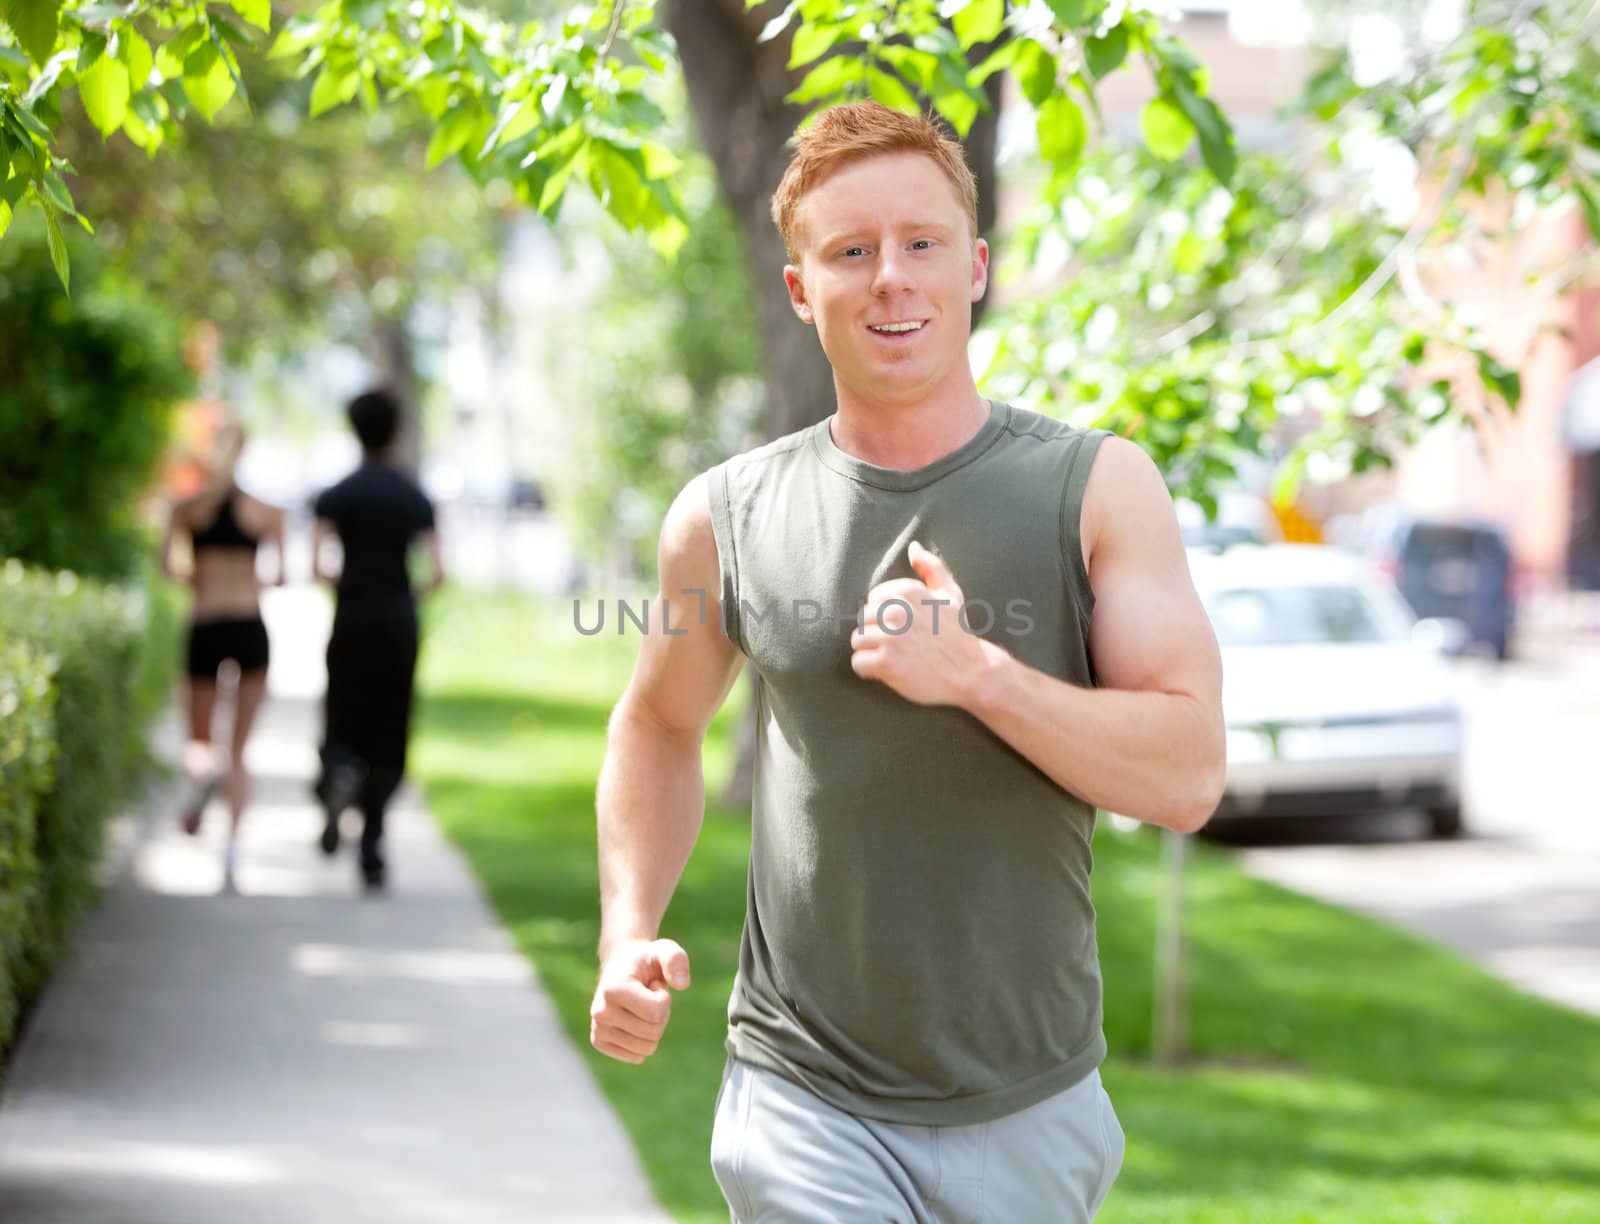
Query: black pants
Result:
<box><xmin>321</xmin><ymin>601</ymin><xmax>419</xmax><ymax>860</ymax></box>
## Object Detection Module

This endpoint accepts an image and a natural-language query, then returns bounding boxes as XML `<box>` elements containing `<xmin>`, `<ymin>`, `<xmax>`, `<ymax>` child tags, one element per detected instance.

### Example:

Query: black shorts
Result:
<box><xmin>187</xmin><ymin>617</ymin><xmax>270</xmax><ymax>678</ymax></box>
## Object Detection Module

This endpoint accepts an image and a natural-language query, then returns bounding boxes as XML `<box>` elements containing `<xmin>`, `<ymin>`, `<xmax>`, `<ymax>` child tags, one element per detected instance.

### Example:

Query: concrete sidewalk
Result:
<box><xmin>0</xmin><ymin>587</ymin><xmax>669</xmax><ymax>1223</ymax></box>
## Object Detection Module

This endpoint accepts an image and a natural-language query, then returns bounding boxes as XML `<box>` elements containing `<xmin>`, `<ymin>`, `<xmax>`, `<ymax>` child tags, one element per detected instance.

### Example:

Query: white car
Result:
<box><xmin>1189</xmin><ymin>544</ymin><xmax>1465</xmax><ymax>837</ymax></box>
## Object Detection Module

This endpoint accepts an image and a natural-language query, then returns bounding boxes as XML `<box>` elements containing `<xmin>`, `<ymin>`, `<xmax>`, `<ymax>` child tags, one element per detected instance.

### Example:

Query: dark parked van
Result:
<box><xmin>1370</xmin><ymin>515</ymin><xmax>1515</xmax><ymax>659</ymax></box>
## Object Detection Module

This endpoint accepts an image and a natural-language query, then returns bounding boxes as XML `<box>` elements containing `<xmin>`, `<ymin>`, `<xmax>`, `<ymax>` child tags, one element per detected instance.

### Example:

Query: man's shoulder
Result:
<box><xmin>719</xmin><ymin>423</ymin><xmax>815</xmax><ymax>476</ymax></box>
<box><xmin>998</xmin><ymin>403</ymin><xmax>1106</xmax><ymax>449</ymax></box>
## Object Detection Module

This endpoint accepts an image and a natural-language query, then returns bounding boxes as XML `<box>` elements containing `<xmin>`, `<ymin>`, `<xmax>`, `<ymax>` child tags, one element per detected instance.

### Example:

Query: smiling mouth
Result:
<box><xmin>868</xmin><ymin>321</ymin><xmax>926</xmax><ymax>335</ymax></box>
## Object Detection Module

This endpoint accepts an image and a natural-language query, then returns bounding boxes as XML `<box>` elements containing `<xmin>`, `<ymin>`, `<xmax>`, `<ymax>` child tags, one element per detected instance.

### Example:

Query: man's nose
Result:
<box><xmin>870</xmin><ymin>249</ymin><xmax>914</xmax><ymax>296</ymax></box>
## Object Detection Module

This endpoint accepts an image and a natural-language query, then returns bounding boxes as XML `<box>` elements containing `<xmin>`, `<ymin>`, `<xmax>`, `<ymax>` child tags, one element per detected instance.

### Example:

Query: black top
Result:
<box><xmin>313</xmin><ymin>462</ymin><xmax>435</xmax><ymax>607</ymax></box>
<box><xmin>191</xmin><ymin>491</ymin><xmax>259</xmax><ymax>554</ymax></box>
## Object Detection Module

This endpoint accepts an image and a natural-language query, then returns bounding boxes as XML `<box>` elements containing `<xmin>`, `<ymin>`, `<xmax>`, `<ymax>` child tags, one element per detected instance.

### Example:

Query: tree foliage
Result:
<box><xmin>3</xmin><ymin>0</ymin><xmax>1599</xmax><ymax>502</ymax></box>
<box><xmin>50</xmin><ymin>51</ymin><xmax>505</xmax><ymax>365</ymax></box>
<box><xmin>1</xmin><ymin>1</ymin><xmax>1235</xmax><ymax>282</ymax></box>
<box><xmin>0</xmin><ymin>219</ymin><xmax>189</xmax><ymax>579</ymax></box>
<box><xmin>552</xmin><ymin>150</ymin><xmax>763</xmax><ymax>575</ymax></box>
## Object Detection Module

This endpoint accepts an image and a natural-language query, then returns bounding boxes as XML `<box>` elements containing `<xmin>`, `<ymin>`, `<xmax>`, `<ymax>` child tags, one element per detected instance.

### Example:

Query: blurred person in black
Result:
<box><xmin>312</xmin><ymin>389</ymin><xmax>445</xmax><ymax>888</ymax></box>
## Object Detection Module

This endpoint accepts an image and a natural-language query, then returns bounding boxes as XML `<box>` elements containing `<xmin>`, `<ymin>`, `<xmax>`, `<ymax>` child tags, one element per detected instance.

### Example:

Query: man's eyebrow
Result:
<box><xmin>817</xmin><ymin>220</ymin><xmax>959</xmax><ymax>246</ymax></box>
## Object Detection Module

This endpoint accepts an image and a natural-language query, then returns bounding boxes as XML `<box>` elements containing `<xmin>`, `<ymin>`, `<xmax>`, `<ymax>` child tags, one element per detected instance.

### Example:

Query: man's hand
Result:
<box><xmin>589</xmin><ymin>938</ymin><xmax>691</xmax><ymax>1065</ymax></box>
<box><xmin>849</xmin><ymin>541</ymin><xmax>997</xmax><ymax>708</ymax></box>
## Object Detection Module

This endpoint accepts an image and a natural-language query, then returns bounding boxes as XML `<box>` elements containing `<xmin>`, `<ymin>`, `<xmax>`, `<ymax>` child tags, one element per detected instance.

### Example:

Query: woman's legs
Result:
<box><xmin>226</xmin><ymin>667</ymin><xmax>269</xmax><ymax>851</ymax></box>
<box><xmin>181</xmin><ymin>676</ymin><xmax>219</xmax><ymax>835</ymax></box>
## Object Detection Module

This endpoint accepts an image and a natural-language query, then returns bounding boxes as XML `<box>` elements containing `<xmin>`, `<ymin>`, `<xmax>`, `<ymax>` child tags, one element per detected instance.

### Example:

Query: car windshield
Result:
<box><xmin>1204</xmin><ymin>582</ymin><xmax>1412</xmax><ymax>647</ymax></box>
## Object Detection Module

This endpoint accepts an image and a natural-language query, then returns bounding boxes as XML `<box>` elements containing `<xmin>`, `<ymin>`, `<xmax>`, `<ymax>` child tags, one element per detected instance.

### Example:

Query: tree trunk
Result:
<box><xmin>662</xmin><ymin>0</ymin><xmax>1003</xmax><ymax>803</ymax></box>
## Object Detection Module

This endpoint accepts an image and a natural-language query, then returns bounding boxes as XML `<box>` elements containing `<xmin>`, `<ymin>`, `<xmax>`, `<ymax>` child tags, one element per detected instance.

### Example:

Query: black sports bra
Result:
<box><xmin>192</xmin><ymin>491</ymin><xmax>260</xmax><ymax>553</ymax></box>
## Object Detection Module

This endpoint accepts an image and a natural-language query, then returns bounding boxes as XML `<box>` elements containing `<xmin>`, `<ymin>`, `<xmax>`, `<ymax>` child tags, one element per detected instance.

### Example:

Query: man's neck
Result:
<box><xmin>828</xmin><ymin>379</ymin><xmax>990</xmax><ymax>471</ymax></box>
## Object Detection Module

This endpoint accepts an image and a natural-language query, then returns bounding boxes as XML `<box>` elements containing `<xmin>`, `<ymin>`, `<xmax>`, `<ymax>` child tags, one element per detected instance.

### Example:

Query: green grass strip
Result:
<box><xmin>415</xmin><ymin>590</ymin><xmax>1600</xmax><ymax>1223</ymax></box>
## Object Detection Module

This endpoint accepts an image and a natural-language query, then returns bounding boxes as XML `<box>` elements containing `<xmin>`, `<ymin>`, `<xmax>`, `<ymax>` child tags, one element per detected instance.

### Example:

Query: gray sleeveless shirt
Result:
<box><xmin>706</xmin><ymin>400</ymin><xmax>1109</xmax><ymax>1126</ymax></box>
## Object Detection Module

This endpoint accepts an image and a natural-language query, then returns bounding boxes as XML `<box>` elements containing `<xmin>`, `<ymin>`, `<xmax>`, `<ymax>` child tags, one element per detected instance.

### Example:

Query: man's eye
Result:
<box><xmin>911</xmin><ymin>239</ymin><xmax>933</xmax><ymax>250</ymax></box>
<box><xmin>843</xmin><ymin>246</ymin><xmax>867</xmax><ymax>257</ymax></box>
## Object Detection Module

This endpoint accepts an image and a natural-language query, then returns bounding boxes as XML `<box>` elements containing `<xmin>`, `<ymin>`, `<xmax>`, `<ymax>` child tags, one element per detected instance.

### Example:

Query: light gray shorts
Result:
<box><xmin>709</xmin><ymin>1059</ymin><xmax>1125</xmax><ymax>1223</ymax></box>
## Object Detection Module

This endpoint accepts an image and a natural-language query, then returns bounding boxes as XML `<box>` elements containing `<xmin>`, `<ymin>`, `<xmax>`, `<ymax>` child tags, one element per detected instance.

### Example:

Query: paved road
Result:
<box><xmin>0</xmin><ymin>587</ymin><xmax>669</xmax><ymax>1223</ymax></box>
<box><xmin>1221</xmin><ymin>645</ymin><xmax>1600</xmax><ymax>1018</ymax></box>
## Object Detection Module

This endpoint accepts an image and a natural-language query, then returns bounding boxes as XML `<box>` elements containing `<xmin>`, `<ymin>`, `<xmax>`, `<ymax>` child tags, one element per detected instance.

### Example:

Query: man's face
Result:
<box><xmin>784</xmin><ymin>152</ymin><xmax>989</xmax><ymax>407</ymax></box>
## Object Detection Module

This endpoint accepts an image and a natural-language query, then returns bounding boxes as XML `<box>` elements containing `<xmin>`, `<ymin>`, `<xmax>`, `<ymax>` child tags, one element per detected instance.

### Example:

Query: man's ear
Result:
<box><xmin>971</xmin><ymin>237</ymin><xmax>990</xmax><ymax>304</ymax></box>
<box><xmin>784</xmin><ymin>264</ymin><xmax>815</xmax><ymax>325</ymax></box>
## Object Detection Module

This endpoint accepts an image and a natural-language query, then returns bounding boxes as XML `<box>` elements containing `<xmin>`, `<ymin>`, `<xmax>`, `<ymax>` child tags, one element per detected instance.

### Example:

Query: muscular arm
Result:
<box><xmin>414</xmin><ymin>529</ymin><xmax>446</xmax><ymax>599</ymax></box>
<box><xmin>591</xmin><ymin>473</ymin><xmax>744</xmax><ymax>1062</ymax></box>
<box><xmin>852</xmin><ymin>438</ymin><xmax>1225</xmax><ymax>832</ymax></box>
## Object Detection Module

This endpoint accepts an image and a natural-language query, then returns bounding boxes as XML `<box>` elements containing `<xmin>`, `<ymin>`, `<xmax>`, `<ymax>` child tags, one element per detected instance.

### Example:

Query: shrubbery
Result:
<box><xmin>0</xmin><ymin>223</ymin><xmax>190</xmax><ymax>581</ymax></box>
<box><xmin>0</xmin><ymin>561</ymin><xmax>182</xmax><ymax>1058</ymax></box>
<box><xmin>0</xmin><ymin>213</ymin><xmax>189</xmax><ymax>1067</ymax></box>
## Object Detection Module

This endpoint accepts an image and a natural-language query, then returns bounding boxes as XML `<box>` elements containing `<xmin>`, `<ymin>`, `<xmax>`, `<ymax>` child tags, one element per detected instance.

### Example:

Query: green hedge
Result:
<box><xmin>0</xmin><ymin>559</ymin><xmax>182</xmax><ymax>1058</ymax></box>
<box><xmin>0</xmin><ymin>638</ymin><xmax>54</xmax><ymax>1055</ymax></box>
<box><xmin>0</xmin><ymin>225</ymin><xmax>190</xmax><ymax>582</ymax></box>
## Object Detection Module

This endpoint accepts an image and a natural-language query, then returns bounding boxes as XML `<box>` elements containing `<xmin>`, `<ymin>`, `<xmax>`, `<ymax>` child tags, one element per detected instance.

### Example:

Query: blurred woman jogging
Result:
<box><xmin>160</xmin><ymin>421</ymin><xmax>286</xmax><ymax>891</ymax></box>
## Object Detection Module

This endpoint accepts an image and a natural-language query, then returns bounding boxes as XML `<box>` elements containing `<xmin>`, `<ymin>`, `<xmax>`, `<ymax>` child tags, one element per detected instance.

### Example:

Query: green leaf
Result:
<box><xmin>639</xmin><ymin>141</ymin><xmax>680</xmax><ymax>180</ymax></box>
<box><xmin>912</xmin><ymin>27</ymin><xmax>961</xmax><ymax>58</ymax></box>
<box><xmin>2</xmin><ymin>0</ymin><xmax>61</xmax><ymax>66</ymax></box>
<box><xmin>647</xmin><ymin>213</ymin><xmax>689</xmax><ymax>260</ymax></box>
<box><xmin>541</xmin><ymin>73</ymin><xmax>570</xmax><ymax>121</ymax></box>
<box><xmin>212</xmin><ymin>33</ymin><xmax>251</xmax><ymax>113</ymax></box>
<box><xmin>154</xmin><ymin>25</ymin><xmax>207</xmax><ymax>77</ymax></box>
<box><xmin>952</xmin><ymin>0</ymin><xmax>1003</xmax><ymax>51</ymax></box>
<box><xmin>1045</xmin><ymin>0</ymin><xmax>1088</xmax><ymax>27</ymax></box>
<box><xmin>0</xmin><ymin>197</ymin><xmax>10</xmax><ymax>239</ymax></box>
<box><xmin>878</xmin><ymin>43</ymin><xmax>936</xmax><ymax>94</ymax></box>
<box><xmin>1476</xmin><ymin>350</ymin><xmax>1522</xmax><ymax>411</ymax></box>
<box><xmin>269</xmin><ymin>20</ymin><xmax>323</xmax><ymax>60</ymax></box>
<box><xmin>932</xmin><ymin>85</ymin><xmax>980</xmax><ymax>137</ymax></box>
<box><xmin>590</xmin><ymin>141</ymin><xmax>654</xmax><ymax>229</ymax></box>
<box><xmin>1169</xmin><ymin>72</ymin><xmax>1235</xmax><ymax>184</ymax></box>
<box><xmin>866</xmin><ymin>66</ymin><xmax>919</xmax><ymax>114</ymax></box>
<box><xmin>1015</xmin><ymin>38</ymin><xmax>1057</xmax><ymax>107</ymax></box>
<box><xmin>479</xmin><ymin>96</ymin><xmax>540</xmax><ymax>158</ymax></box>
<box><xmin>226</xmin><ymin>0</ymin><xmax>271</xmax><ymax>33</ymax></box>
<box><xmin>1084</xmin><ymin>24</ymin><xmax>1127</xmax><ymax>80</ymax></box>
<box><xmin>120</xmin><ymin>101</ymin><xmax>156</xmax><ymax>152</ymax></box>
<box><xmin>0</xmin><ymin>165</ymin><xmax>26</xmax><ymax>206</ymax></box>
<box><xmin>339</xmin><ymin>0</ymin><xmax>387</xmax><ymax>29</ymax></box>
<box><xmin>40</xmin><ymin>166</ymin><xmax>73</xmax><ymax>214</ymax></box>
<box><xmin>118</xmin><ymin>29</ymin><xmax>153</xmax><ymax>89</ymax></box>
<box><xmin>78</xmin><ymin>47</ymin><xmax>131</xmax><ymax>136</ymax></box>
<box><xmin>42</xmin><ymin>200</ymin><xmax>68</xmax><ymax>291</ymax></box>
<box><xmin>1576</xmin><ymin>176</ymin><xmax>1600</xmax><ymax>246</ymax></box>
<box><xmin>308</xmin><ymin>60</ymin><xmax>360</xmax><ymax>117</ymax></box>
<box><xmin>788</xmin><ymin>20</ymin><xmax>847</xmax><ymax>70</ymax></box>
<box><xmin>536</xmin><ymin>145</ymin><xmax>581</xmax><ymax>212</ymax></box>
<box><xmin>1037</xmin><ymin>93</ymin><xmax>1086</xmax><ymax>172</ymax></box>
<box><xmin>614</xmin><ymin>90</ymin><xmax>667</xmax><ymax>130</ymax></box>
<box><xmin>967</xmin><ymin>38</ymin><xmax>1020</xmax><ymax>87</ymax></box>
<box><xmin>1301</xmin><ymin>54</ymin><xmax>1350</xmax><ymax>121</ymax></box>
<box><xmin>787</xmin><ymin>55</ymin><xmax>857</xmax><ymax>106</ymax></box>
<box><xmin>426</xmin><ymin>99</ymin><xmax>481</xmax><ymax>167</ymax></box>
<box><xmin>182</xmin><ymin>43</ymin><xmax>236</xmax><ymax>122</ymax></box>
<box><xmin>7</xmin><ymin>100</ymin><xmax>50</xmax><ymax>142</ymax></box>
<box><xmin>1140</xmin><ymin>95</ymin><xmax>1194</xmax><ymax>160</ymax></box>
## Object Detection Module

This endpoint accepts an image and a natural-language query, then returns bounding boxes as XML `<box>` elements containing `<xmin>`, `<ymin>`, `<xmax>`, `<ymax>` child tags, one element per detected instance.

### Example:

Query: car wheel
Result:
<box><xmin>1428</xmin><ymin>802</ymin><xmax>1464</xmax><ymax>839</ymax></box>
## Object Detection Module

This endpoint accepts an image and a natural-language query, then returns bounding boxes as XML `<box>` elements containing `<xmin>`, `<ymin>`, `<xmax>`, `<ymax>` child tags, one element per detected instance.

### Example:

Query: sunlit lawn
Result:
<box><xmin>414</xmin><ymin>589</ymin><xmax>1600</xmax><ymax>1223</ymax></box>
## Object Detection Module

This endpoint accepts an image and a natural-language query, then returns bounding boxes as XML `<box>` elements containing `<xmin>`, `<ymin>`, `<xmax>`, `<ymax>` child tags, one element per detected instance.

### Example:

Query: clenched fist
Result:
<box><xmin>589</xmin><ymin>938</ymin><xmax>691</xmax><ymax>1064</ymax></box>
<box><xmin>850</xmin><ymin>540</ymin><xmax>997</xmax><ymax>708</ymax></box>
